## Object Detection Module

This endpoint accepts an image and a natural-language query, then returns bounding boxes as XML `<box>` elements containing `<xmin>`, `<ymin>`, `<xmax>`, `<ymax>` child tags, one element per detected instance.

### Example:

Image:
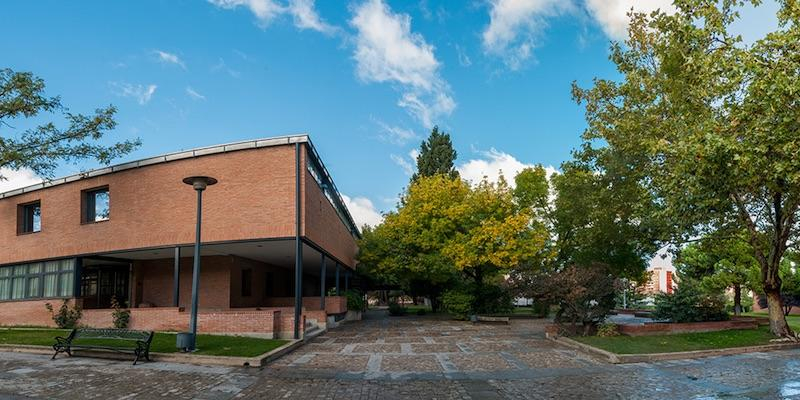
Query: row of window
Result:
<box><xmin>0</xmin><ymin>259</ymin><xmax>75</xmax><ymax>301</ymax></box>
<box><xmin>17</xmin><ymin>187</ymin><xmax>110</xmax><ymax>235</ymax></box>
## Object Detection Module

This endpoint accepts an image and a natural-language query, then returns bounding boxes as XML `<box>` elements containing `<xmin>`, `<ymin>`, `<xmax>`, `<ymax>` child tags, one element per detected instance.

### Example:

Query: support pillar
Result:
<box><xmin>293</xmin><ymin>143</ymin><xmax>303</xmax><ymax>340</ymax></box>
<box><xmin>345</xmin><ymin>270</ymin><xmax>349</xmax><ymax>292</ymax></box>
<box><xmin>320</xmin><ymin>254</ymin><xmax>327</xmax><ymax>311</ymax></box>
<box><xmin>335</xmin><ymin>263</ymin><xmax>340</xmax><ymax>296</ymax></box>
<box><xmin>173</xmin><ymin>246</ymin><xmax>180</xmax><ymax>307</ymax></box>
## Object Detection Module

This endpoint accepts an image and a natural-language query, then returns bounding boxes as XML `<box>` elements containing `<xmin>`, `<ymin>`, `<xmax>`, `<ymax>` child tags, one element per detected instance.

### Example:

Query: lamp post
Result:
<box><xmin>177</xmin><ymin>176</ymin><xmax>217</xmax><ymax>352</ymax></box>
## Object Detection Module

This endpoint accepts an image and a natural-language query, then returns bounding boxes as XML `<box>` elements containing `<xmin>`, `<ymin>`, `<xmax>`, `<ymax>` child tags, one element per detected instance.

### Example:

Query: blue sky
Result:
<box><xmin>0</xmin><ymin>0</ymin><xmax>780</xmax><ymax>228</ymax></box>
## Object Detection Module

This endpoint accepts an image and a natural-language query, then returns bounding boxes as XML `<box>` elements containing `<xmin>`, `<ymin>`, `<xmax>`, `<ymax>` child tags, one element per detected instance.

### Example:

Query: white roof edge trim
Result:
<box><xmin>0</xmin><ymin>134</ymin><xmax>309</xmax><ymax>199</ymax></box>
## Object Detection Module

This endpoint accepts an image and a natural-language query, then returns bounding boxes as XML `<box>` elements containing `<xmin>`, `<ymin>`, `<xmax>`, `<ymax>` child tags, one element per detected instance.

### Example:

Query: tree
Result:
<box><xmin>676</xmin><ymin>236</ymin><xmax>758</xmax><ymax>315</ymax></box>
<box><xmin>0</xmin><ymin>69</ymin><xmax>139</xmax><ymax>178</ymax></box>
<box><xmin>411</xmin><ymin>126</ymin><xmax>458</xmax><ymax>182</ymax></box>
<box><xmin>572</xmin><ymin>1</ymin><xmax>800</xmax><ymax>337</ymax></box>
<box><xmin>358</xmin><ymin>175</ymin><xmax>547</xmax><ymax>312</ymax></box>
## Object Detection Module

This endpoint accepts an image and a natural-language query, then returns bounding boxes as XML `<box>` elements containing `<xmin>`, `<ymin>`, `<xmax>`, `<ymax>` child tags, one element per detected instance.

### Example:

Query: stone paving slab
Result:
<box><xmin>3</xmin><ymin>312</ymin><xmax>800</xmax><ymax>399</ymax></box>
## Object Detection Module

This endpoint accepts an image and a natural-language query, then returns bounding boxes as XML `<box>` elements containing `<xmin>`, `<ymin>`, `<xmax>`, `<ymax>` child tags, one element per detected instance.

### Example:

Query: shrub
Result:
<box><xmin>596</xmin><ymin>322</ymin><xmax>620</xmax><ymax>337</ymax></box>
<box><xmin>652</xmin><ymin>281</ymin><xmax>729</xmax><ymax>323</ymax></box>
<box><xmin>110</xmin><ymin>296</ymin><xmax>131</xmax><ymax>329</ymax></box>
<box><xmin>44</xmin><ymin>300</ymin><xmax>82</xmax><ymax>329</ymax></box>
<box><xmin>344</xmin><ymin>290</ymin><xmax>366</xmax><ymax>312</ymax></box>
<box><xmin>532</xmin><ymin>301</ymin><xmax>550</xmax><ymax>318</ymax></box>
<box><xmin>388</xmin><ymin>301</ymin><xmax>405</xmax><ymax>316</ymax></box>
<box><xmin>546</xmin><ymin>264</ymin><xmax>617</xmax><ymax>335</ymax></box>
<box><xmin>442</xmin><ymin>290</ymin><xmax>474</xmax><ymax>320</ymax></box>
<box><xmin>473</xmin><ymin>284</ymin><xmax>514</xmax><ymax>315</ymax></box>
<box><xmin>416</xmin><ymin>308</ymin><xmax>427</xmax><ymax>316</ymax></box>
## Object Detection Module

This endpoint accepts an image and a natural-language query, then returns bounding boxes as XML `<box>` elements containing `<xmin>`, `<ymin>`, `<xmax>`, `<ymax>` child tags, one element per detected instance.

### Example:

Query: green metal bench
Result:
<box><xmin>52</xmin><ymin>328</ymin><xmax>154</xmax><ymax>365</ymax></box>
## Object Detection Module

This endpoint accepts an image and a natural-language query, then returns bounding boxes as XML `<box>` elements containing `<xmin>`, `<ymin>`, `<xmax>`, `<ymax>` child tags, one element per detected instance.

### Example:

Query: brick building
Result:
<box><xmin>0</xmin><ymin>135</ymin><xmax>359</xmax><ymax>339</ymax></box>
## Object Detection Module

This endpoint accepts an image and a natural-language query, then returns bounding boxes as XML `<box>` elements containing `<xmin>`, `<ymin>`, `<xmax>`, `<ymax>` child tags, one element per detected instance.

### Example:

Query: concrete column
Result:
<box><xmin>173</xmin><ymin>246</ymin><xmax>180</xmax><ymax>307</ymax></box>
<box><xmin>335</xmin><ymin>263</ymin><xmax>340</xmax><ymax>296</ymax></box>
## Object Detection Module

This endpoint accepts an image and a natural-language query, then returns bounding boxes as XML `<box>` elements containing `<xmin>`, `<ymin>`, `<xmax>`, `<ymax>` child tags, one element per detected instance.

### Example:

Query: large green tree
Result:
<box><xmin>411</xmin><ymin>126</ymin><xmax>458</xmax><ymax>182</ymax></box>
<box><xmin>0</xmin><ymin>69</ymin><xmax>139</xmax><ymax>178</ymax></box>
<box><xmin>572</xmin><ymin>0</ymin><xmax>800</xmax><ymax>336</ymax></box>
<box><xmin>358</xmin><ymin>175</ymin><xmax>547</xmax><ymax>311</ymax></box>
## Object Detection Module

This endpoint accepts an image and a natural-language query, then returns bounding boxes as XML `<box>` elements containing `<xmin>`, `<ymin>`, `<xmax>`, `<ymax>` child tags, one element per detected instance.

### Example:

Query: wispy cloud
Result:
<box><xmin>110</xmin><ymin>82</ymin><xmax>158</xmax><ymax>105</ymax></box>
<box><xmin>482</xmin><ymin>0</ymin><xmax>574</xmax><ymax>71</ymax></box>
<box><xmin>153</xmin><ymin>50</ymin><xmax>186</xmax><ymax>69</ymax></box>
<box><xmin>0</xmin><ymin>168</ymin><xmax>42</xmax><ymax>192</ymax></box>
<box><xmin>374</xmin><ymin>118</ymin><xmax>418</xmax><ymax>145</ymax></box>
<box><xmin>211</xmin><ymin>58</ymin><xmax>241</xmax><ymax>78</ymax></box>
<box><xmin>185</xmin><ymin>86</ymin><xmax>206</xmax><ymax>101</ymax></box>
<box><xmin>350</xmin><ymin>0</ymin><xmax>455</xmax><ymax>128</ymax></box>
<box><xmin>208</xmin><ymin>0</ymin><xmax>337</xmax><ymax>34</ymax></box>
<box><xmin>390</xmin><ymin>154</ymin><xmax>415</xmax><ymax>176</ymax></box>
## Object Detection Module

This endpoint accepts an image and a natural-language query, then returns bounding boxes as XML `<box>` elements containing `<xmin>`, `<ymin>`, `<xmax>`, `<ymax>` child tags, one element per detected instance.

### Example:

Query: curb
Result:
<box><xmin>549</xmin><ymin>336</ymin><xmax>800</xmax><ymax>364</ymax></box>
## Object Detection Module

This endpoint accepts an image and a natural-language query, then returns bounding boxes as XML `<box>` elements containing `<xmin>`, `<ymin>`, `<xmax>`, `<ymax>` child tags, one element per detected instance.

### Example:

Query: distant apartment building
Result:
<box><xmin>0</xmin><ymin>135</ymin><xmax>358</xmax><ymax>339</ymax></box>
<box><xmin>641</xmin><ymin>266</ymin><xmax>676</xmax><ymax>295</ymax></box>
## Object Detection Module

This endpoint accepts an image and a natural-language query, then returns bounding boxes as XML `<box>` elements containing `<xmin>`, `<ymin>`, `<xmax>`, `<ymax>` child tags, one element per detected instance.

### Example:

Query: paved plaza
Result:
<box><xmin>2</xmin><ymin>311</ymin><xmax>800</xmax><ymax>399</ymax></box>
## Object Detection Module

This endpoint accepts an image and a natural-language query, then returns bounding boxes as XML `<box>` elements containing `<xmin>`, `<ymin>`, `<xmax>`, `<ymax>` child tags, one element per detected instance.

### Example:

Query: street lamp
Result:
<box><xmin>177</xmin><ymin>176</ymin><xmax>217</xmax><ymax>352</ymax></box>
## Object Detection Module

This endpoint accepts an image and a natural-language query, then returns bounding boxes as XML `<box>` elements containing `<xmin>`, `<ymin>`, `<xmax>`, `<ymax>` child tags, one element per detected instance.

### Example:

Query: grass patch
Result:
<box><xmin>742</xmin><ymin>312</ymin><xmax>800</xmax><ymax>331</ymax></box>
<box><xmin>0</xmin><ymin>328</ymin><xmax>287</xmax><ymax>357</ymax></box>
<box><xmin>574</xmin><ymin>327</ymin><xmax>777</xmax><ymax>354</ymax></box>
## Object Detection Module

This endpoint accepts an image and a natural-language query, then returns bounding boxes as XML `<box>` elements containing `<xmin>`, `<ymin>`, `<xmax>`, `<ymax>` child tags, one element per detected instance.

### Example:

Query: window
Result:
<box><xmin>0</xmin><ymin>259</ymin><xmax>74</xmax><ymax>301</ymax></box>
<box><xmin>18</xmin><ymin>201</ymin><xmax>41</xmax><ymax>234</ymax></box>
<box><xmin>83</xmin><ymin>187</ymin><xmax>110</xmax><ymax>223</ymax></box>
<box><xmin>241</xmin><ymin>269</ymin><xmax>252</xmax><ymax>297</ymax></box>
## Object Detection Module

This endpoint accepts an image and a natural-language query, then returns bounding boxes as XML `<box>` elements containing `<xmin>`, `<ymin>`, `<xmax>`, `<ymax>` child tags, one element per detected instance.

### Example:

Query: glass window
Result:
<box><xmin>58</xmin><ymin>272</ymin><xmax>74</xmax><ymax>297</ymax></box>
<box><xmin>43</xmin><ymin>274</ymin><xmax>58</xmax><ymax>297</ymax></box>
<box><xmin>0</xmin><ymin>278</ymin><xmax>9</xmax><ymax>300</ymax></box>
<box><xmin>241</xmin><ymin>269</ymin><xmax>252</xmax><ymax>297</ymax></box>
<box><xmin>11</xmin><ymin>277</ymin><xmax>25</xmax><ymax>299</ymax></box>
<box><xmin>85</xmin><ymin>188</ymin><xmax>110</xmax><ymax>222</ymax></box>
<box><xmin>0</xmin><ymin>259</ymin><xmax>75</xmax><ymax>301</ymax></box>
<box><xmin>19</xmin><ymin>201</ymin><xmax>41</xmax><ymax>234</ymax></box>
<box><xmin>27</xmin><ymin>276</ymin><xmax>40</xmax><ymax>297</ymax></box>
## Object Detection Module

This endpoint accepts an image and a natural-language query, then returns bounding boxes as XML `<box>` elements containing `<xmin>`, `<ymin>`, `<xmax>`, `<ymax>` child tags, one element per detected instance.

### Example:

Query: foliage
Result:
<box><xmin>358</xmin><ymin>174</ymin><xmax>547</xmax><ymax>313</ymax></box>
<box><xmin>387</xmin><ymin>301</ymin><xmax>405</xmax><ymax>316</ymax></box>
<box><xmin>411</xmin><ymin>126</ymin><xmax>458</xmax><ymax>182</ymax></box>
<box><xmin>676</xmin><ymin>235</ymin><xmax>759</xmax><ymax>315</ymax></box>
<box><xmin>44</xmin><ymin>300</ymin><xmax>82</xmax><ymax>329</ymax></box>
<box><xmin>652</xmin><ymin>280</ymin><xmax>729</xmax><ymax>323</ymax></box>
<box><xmin>110</xmin><ymin>296</ymin><xmax>130</xmax><ymax>329</ymax></box>
<box><xmin>344</xmin><ymin>290</ymin><xmax>366</xmax><ymax>312</ymax></box>
<box><xmin>0</xmin><ymin>68</ymin><xmax>139</xmax><ymax>178</ymax></box>
<box><xmin>596</xmin><ymin>322</ymin><xmax>620</xmax><ymax>337</ymax></box>
<box><xmin>442</xmin><ymin>289</ymin><xmax>474</xmax><ymax>320</ymax></box>
<box><xmin>531</xmin><ymin>301</ymin><xmax>550</xmax><ymax>318</ymax></box>
<box><xmin>614</xmin><ymin>279</ymin><xmax>647</xmax><ymax>309</ymax></box>
<box><xmin>415</xmin><ymin>308</ymin><xmax>427</xmax><ymax>316</ymax></box>
<box><xmin>572</xmin><ymin>0</ymin><xmax>800</xmax><ymax>336</ymax></box>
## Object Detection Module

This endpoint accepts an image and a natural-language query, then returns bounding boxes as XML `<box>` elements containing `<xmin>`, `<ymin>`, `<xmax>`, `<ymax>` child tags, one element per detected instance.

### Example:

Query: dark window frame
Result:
<box><xmin>82</xmin><ymin>186</ymin><xmax>110</xmax><ymax>224</ymax></box>
<box><xmin>17</xmin><ymin>200</ymin><xmax>41</xmax><ymax>235</ymax></box>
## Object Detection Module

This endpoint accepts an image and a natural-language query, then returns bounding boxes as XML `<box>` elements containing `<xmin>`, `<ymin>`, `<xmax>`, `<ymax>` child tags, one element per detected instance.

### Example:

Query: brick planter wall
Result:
<box><xmin>617</xmin><ymin>319</ymin><xmax>760</xmax><ymax>336</ymax></box>
<box><xmin>264</xmin><ymin>296</ymin><xmax>347</xmax><ymax>314</ymax></box>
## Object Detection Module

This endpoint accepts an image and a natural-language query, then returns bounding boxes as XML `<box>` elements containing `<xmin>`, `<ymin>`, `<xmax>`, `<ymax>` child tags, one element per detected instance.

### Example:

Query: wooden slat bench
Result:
<box><xmin>52</xmin><ymin>328</ymin><xmax>155</xmax><ymax>365</ymax></box>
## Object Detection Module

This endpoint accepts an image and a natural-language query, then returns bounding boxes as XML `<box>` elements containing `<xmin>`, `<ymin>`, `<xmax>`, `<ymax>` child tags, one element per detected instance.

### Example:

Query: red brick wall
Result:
<box><xmin>134</xmin><ymin>256</ymin><xmax>232</xmax><ymax>309</ymax></box>
<box><xmin>0</xmin><ymin>299</ymin><xmax>75</xmax><ymax>327</ymax></box>
<box><xmin>618</xmin><ymin>319</ymin><xmax>759</xmax><ymax>336</ymax></box>
<box><xmin>263</xmin><ymin>296</ymin><xmax>347</xmax><ymax>314</ymax></box>
<box><xmin>0</xmin><ymin>146</ymin><xmax>297</xmax><ymax>266</ymax></box>
<box><xmin>303</xmin><ymin>167</ymin><xmax>358</xmax><ymax>268</ymax></box>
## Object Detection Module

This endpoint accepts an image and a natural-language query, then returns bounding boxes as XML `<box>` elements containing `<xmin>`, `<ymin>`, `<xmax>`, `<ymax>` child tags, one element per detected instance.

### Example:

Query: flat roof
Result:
<box><xmin>0</xmin><ymin>134</ymin><xmax>361</xmax><ymax>238</ymax></box>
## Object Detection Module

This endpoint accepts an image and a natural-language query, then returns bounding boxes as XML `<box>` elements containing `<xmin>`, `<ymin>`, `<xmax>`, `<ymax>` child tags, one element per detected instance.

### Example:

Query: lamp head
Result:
<box><xmin>182</xmin><ymin>176</ymin><xmax>218</xmax><ymax>191</ymax></box>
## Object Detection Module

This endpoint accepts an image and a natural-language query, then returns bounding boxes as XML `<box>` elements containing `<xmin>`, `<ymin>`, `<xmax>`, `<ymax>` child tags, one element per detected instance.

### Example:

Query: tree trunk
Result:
<box><xmin>765</xmin><ymin>288</ymin><xmax>793</xmax><ymax>337</ymax></box>
<box><xmin>733</xmin><ymin>284</ymin><xmax>742</xmax><ymax>316</ymax></box>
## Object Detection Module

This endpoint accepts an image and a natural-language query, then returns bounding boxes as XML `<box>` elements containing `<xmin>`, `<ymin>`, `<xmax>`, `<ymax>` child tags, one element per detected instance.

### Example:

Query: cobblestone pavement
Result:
<box><xmin>2</xmin><ymin>311</ymin><xmax>800</xmax><ymax>399</ymax></box>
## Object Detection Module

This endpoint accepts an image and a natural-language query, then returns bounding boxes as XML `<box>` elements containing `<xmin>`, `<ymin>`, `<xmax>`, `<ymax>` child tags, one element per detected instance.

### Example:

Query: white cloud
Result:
<box><xmin>209</xmin><ymin>0</ymin><xmax>284</xmax><ymax>26</ymax></box>
<box><xmin>482</xmin><ymin>0</ymin><xmax>573</xmax><ymax>70</ymax></box>
<box><xmin>342</xmin><ymin>194</ymin><xmax>384</xmax><ymax>228</ymax></box>
<box><xmin>390</xmin><ymin>154</ymin><xmax>415</xmax><ymax>176</ymax></box>
<box><xmin>350</xmin><ymin>0</ymin><xmax>455</xmax><ymax>127</ymax></box>
<box><xmin>211</xmin><ymin>58</ymin><xmax>241</xmax><ymax>78</ymax></box>
<box><xmin>110</xmin><ymin>82</ymin><xmax>157</xmax><ymax>105</ymax></box>
<box><xmin>0</xmin><ymin>168</ymin><xmax>42</xmax><ymax>193</ymax></box>
<box><xmin>209</xmin><ymin>0</ymin><xmax>336</xmax><ymax>34</ymax></box>
<box><xmin>374</xmin><ymin>119</ymin><xmax>418</xmax><ymax>145</ymax></box>
<box><xmin>185</xmin><ymin>86</ymin><xmax>206</xmax><ymax>101</ymax></box>
<box><xmin>457</xmin><ymin>148</ymin><xmax>557</xmax><ymax>187</ymax></box>
<box><xmin>585</xmin><ymin>0</ymin><xmax>675</xmax><ymax>41</ymax></box>
<box><xmin>288</xmin><ymin>0</ymin><xmax>337</xmax><ymax>34</ymax></box>
<box><xmin>153</xmin><ymin>50</ymin><xmax>186</xmax><ymax>69</ymax></box>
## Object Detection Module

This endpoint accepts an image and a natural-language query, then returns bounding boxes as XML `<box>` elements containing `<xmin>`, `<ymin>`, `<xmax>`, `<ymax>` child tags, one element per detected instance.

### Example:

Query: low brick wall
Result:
<box><xmin>618</xmin><ymin>319</ymin><xmax>760</xmax><ymax>336</ymax></box>
<box><xmin>264</xmin><ymin>296</ymin><xmax>347</xmax><ymax>314</ymax></box>
<box><xmin>0</xmin><ymin>299</ymin><xmax>77</xmax><ymax>327</ymax></box>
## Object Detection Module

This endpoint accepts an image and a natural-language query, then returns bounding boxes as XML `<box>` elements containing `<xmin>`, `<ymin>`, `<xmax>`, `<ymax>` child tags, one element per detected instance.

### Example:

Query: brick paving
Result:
<box><xmin>2</xmin><ymin>310</ymin><xmax>800</xmax><ymax>399</ymax></box>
